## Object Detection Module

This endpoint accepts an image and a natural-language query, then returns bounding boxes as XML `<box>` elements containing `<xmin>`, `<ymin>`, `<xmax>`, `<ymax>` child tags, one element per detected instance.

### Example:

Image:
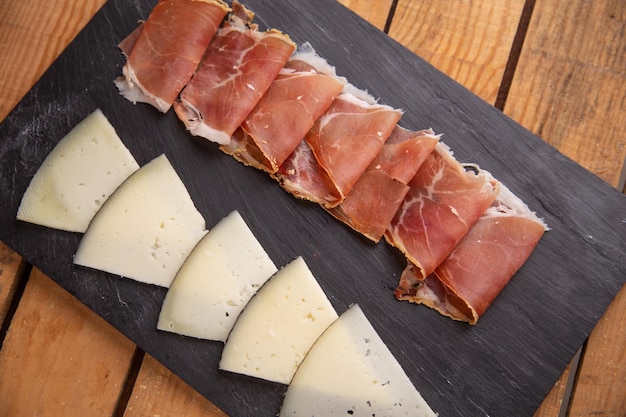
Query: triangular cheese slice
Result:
<box><xmin>279</xmin><ymin>304</ymin><xmax>437</xmax><ymax>417</ymax></box>
<box><xmin>219</xmin><ymin>256</ymin><xmax>338</xmax><ymax>384</ymax></box>
<box><xmin>74</xmin><ymin>154</ymin><xmax>207</xmax><ymax>287</ymax></box>
<box><xmin>157</xmin><ymin>210</ymin><xmax>278</xmax><ymax>341</ymax></box>
<box><xmin>17</xmin><ymin>109</ymin><xmax>139</xmax><ymax>232</ymax></box>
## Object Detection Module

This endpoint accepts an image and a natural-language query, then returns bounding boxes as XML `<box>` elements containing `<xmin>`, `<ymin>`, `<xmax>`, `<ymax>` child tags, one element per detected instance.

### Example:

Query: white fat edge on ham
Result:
<box><xmin>484</xmin><ymin>182</ymin><xmax>550</xmax><ymax>230</ymax></box>
<box><xmin>114</xmin><ymin>26</ymin><xmax>172</xmax><ymax>113</ymax></box>
<box><xmin>288</xmin><ymin>42</ymin><xmax>349</xmax><ymax>83</ymax></box>
<box><xmin>114</xmin><ymin>49</ymin><xmax>171</xmax><ymax>113</ymax></box>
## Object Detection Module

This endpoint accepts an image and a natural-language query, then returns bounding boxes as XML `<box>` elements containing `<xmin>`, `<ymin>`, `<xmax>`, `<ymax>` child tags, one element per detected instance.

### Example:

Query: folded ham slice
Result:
<box><xmin>174</xmin><ymin>2</ymin><xmax>296</xmax><ymax>145</ymax></box>
<box><xmin>221</xmin><ymin>44</ymin><xmax>345</xmax><ymax>173</ymax></box>
<box><xmin>326</xmin><ymin>127</ymin><xmax>440</xmax><ymax>242</ymax></box>
<box><xmin>385</xmin><ymin>142</ymin><xmax>499</xmax><ymax>280</ymax></box>
<box><xmin>305</xmin><ymin>93</ymin><xmax>403</xmax><ymax>206</ymax></box>
<box><xmin>275</xmin><ymin>139</ymin><xmax>342</xmax><ymax>207</ymax></box>
<box><xmin>115</xmin><ymin>0</ymin><xmax>229</xmax><ymax>113</ymax></box>
<box><xmin>396</xmin><ymin>184</ymin><xmax>548</xmax><ymax>324</ymax></box>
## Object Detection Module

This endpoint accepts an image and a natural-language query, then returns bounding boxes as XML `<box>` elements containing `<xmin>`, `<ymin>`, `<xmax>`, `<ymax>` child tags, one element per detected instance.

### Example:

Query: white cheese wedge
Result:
<box><xmin>279</xmin><ymin>304</ymin><xmax>437</xmax><ymax>417</ymax></box>
<box><xmin>16</xmin><ymin>109</ymin><xmax>139</xmax><ymax>232</ymax></box>
<box><xmin>73</xmin><ymin>154</ymin><xmax>207</xmax><ymax>287</ymax></box>
<box><xmin>157</xmin><ymin>210</ymin><xmax>278</xmax><ymax>341</ymax></box>
<box><xmin>219</xmin><ymin>256</ymin><xmax>338</xmax><ymax>384</ymax></box>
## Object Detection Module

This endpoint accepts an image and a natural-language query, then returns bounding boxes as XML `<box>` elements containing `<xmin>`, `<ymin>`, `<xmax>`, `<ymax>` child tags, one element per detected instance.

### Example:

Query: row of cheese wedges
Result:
<box><xmin>16</xmin><ymin>109</ymin><xmax>437</xmax><ymax>416</ymax></box>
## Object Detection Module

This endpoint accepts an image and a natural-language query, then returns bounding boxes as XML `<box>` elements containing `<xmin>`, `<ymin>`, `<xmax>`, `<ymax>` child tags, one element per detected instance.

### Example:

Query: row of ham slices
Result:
<box><xmin>16</xmin><ymin>110</ymin><xmax>437</xmax><ymax>416</ymax></box>
<box><xmin>115</xmin><ymin>0</ymin><xmax>549</xmax><ymax>324</ymax></box>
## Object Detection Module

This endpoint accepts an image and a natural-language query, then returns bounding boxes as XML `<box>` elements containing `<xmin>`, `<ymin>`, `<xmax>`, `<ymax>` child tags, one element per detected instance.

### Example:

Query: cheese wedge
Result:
<box><xmin>74</xmin><ymin>154</ymin><xmax>207</xmax><ymax>287</ymax></box>
<box><xmin>279</xmin><ymin>304</ymin><xmax>437</xmax><ymax>417</ymax></box>
<box><xmin>219</xmin><ymin>256</ymin><xmax>338</xmax><ymax>384</ymax></box>
<box><xmin>16</xmin><ymin>109</ymin><xmax>139</xmax><ymax>232</ymax></box>
<box><xmin>157</xmin><ymin>210</ymin><xmax>278</xmax><ymax>342</ymax></box>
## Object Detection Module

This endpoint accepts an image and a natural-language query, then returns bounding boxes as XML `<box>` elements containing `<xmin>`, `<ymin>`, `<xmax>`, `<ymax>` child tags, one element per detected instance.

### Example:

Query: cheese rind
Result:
<box><xmin>157</xmin><ymin>210</ymin><xmax>278</xmax><ymax>341</ymax></box>
<box><xmin>279</xmin><ymin>304</ymin><xmax>437</xmax><ymax>417</ymax></box>
<box><xmin>219</xmin><ymin>256</ymin><xmax>338</xmax><ymax>384</ymax></box>
<box><xmin>16</xmin><ymin>109</ymin><xmax>139</xmax><ymax>232</ymax></box>
<box><xmin>73</xmin><ymin>154</ymin><xmax>207</xmax><ymax>287</ymax></box>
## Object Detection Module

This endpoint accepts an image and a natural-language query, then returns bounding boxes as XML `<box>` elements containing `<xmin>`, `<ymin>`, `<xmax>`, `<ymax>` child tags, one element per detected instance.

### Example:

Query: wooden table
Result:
<box><xmin>0</xmin><ymin>1</ymin><xmax>624</xmax><ymax>416</ymax></box>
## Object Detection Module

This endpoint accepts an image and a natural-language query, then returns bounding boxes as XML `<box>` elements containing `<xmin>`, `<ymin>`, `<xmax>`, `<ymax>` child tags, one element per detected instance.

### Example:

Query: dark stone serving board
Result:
<box><xmin>1</xmin><ymin>0</ymin><xmax>624</xmax><ymax>416</ymax></box>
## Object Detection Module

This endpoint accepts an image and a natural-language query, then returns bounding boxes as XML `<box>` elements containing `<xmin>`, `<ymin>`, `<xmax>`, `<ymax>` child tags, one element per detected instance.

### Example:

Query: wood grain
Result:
<box><xmin>123</xmin><ymin>355</ymin><xmax>228</xmax><ymax>417</ymax></box>
<box><xmin>569</xmin><ymin>285</ymin><xmax>626</xmax><ymax>417</ymax></box>
<box><xmin>504</xmin><ymin>0</ymin><xmax>626</xmax><ymax>188</ymax></box>
<box><xmin>0</xmin><ymin>242</ymin><xmax>24</xmax><ymax>325</ymax></box>
<box><xmin>0</xmin><ymin>0</ymin><xmax>106</xmax><ymax>120</ymax></box>
<box><xmin>0</xmin><ymin>269</ymin><xmax>135</xmax><ymax>417</ymax></box>
<box><xmin>387</xmin><ymin>0</ymin><xmax>526</xmax><ymax>104</ymax></box>
<box><xmin>337</xmin><ymin>0</ymin><xmax>393</xmax><ymax>30</ymax></box>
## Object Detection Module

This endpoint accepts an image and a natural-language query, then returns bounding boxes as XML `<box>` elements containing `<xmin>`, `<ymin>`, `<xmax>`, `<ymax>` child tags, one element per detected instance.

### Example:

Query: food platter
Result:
<box><xmin>0</xmin><ymin>0</ymin><xmax>624</xmax><ymax>416</ymax></box>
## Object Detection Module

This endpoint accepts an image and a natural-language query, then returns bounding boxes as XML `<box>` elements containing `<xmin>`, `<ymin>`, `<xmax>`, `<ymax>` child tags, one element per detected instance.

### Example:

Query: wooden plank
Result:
<box><xmin>505</xmin><ymin>1</ymin><xmax>626</xmax><ymax>416</ymax></box>
<box><xmin>337</xmin><ymin>0</ymin><xmax>393</xmax><ymax>30</ymax></box>
<box><xmin>504</xmin><ymin>0</ymin><xmax>626</xmax><ymax>188</ymax></box>
<box><xmin>0</xmin><ymin>269</ymin><xmax>136</xmax><ymax>417</ymax></box>
<box><xmin>387</xmin><ymin>0</ymin><xmax>526</xmax><ymax>104</ymax></box>
<box><xmin>0</xmin><ymin>0</ymin><xmax>106</xmax><ymax>120</ymax></box>
<box><xmin>569</xmin><ymin>285</ymin><xmax>626</xmax><ymax>417</ymax></box>
<box><xmin>0</xmin><ymin>242</ymin><xmax>24</xmax><ymax>325</ymax></box>
<box><xmin>123</xmin><ymin>354</ymin><xmax>228</xmax><ymax>417</ymax></box>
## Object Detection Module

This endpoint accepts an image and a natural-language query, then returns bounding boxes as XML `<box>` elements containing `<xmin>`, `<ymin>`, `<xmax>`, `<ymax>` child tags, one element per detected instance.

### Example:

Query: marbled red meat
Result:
<box><xmin>173</xmin><ymin>4</ymin><xmax>296</xmax><ymax>144</ymax></box>
<box><xmin>275</xmin><ymin>140</ymin><xmax>342</xmax><ymax>207</ymax></box>
<box><xmin>304</xmin><ymin>93</ymin><xmax>403</xmax><ymax>206</ymax></box>
<box><xmin>395</xmin><ymin>184</ymin><xmax>548</xmax><ymax>323</ymax></box>
<box><xmin>221</xmin><ymin>45</ymin><xmax>345</xmax><ymax>173</ymax></box>
<box><xmin>115</xmin><ymin>0</ymin><xmax>229</xmax><ymax>113</ymax></box>
<box><xmin>327</xmin><ymin>127</ymin><xmax>439</xmax><ymax>242</ymax></box>
<box><xmin>385</xmin><ymin>142</ymin><xmax>499</xmax><ymax>280</ymax></box>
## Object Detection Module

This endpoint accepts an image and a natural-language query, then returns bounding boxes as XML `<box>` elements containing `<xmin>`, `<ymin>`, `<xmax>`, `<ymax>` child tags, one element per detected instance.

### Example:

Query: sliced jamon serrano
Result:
<box><xmin>275</xmin><ymin>139</ymin><xmax>342</xmax><ymax>207</ymax></box>
<box><xmin>115</xmin><ymin>0</ymin><xmax>229</xmax><ymax>113</ymax></box>
<box><xmin>304</xmin><ymin>93</ymin><xmax>403</xmax><ymax>206</ymax></box>
<box><xmin>395</xmin><ymin>185</ymin><xmax>548</xmax><ymax>324</ymax></box>
<box><xmin>174</xmin><ymin>2</ymin><xmax>296</xmax><ymax>145</ymax></box>
<box><xmin>221</xmin><ymin>44</ymin><xmax>346</xmax><ymax>173</ymax></box>
<box><xmin>327</xmin><ymin>127</ymin><xmax>440</xmax><ymax>242</ymax></box>
<box><xmin>385</xmin><ymin>142</ymin><xmax>499</xmax><ymax>280</ymax></box>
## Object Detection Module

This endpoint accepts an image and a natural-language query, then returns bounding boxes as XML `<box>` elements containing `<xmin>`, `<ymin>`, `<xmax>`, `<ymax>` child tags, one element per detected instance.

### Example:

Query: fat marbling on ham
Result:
<box><xmin>276</xmin><ymin>89</ymin><xmax>403</xmax><ymax>208</ymax></box>
<box><xmin>327</xmin><ymin>127</ymin><xmax>440</xmax><ymax>242</ymax></box>
<box><xmin>221</xmin><ymin>44</ymin><xmax>346</xmax><ymax>173</ymax></box>
<box><xmin>385</xmin><ymin>142</ymin><xmax>499</xmax><ymax>281</ymax></box>
<box><xmin>305</xmin><ymin>93</ymin><xmax>403</xmax><ymax>206</ymax></box>
<box><xmin>115</xmin><ymin>0</ymin><xmax>229</xmax><ymax>113</ymax></box>
<box><xmin>173</xmin><ymin>1</ymin><xmax>296</xmax><ymax>145</ymax></box>
<box><xmin>396</xmin><ymin>184</ymin><xmax>548</xmax><ymax>324</ymax></box>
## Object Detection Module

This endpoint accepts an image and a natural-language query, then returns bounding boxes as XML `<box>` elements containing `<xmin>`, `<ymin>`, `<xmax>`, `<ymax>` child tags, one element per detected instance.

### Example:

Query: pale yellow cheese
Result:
<box><xmin>219</xmin><ymin>256</ymin><xmax>338</xmax><ymax>384</ymax></box>
<box><xmin>16</xmin><ymin>109</ymin><xmax>139</xmax><ymax>232</ymax></box>
<box><xmin>73</xmin><ymin>154</ymin><xmax>207</xmax><ymax>287</ymax></box>
<box><xmin>157</xmin><ymin>211</ymin><xmax>278</xmax><ymax>341</ymax></box>
<box><xmin>280</xmin><ymin>304</ymin><xmax>437</xmax><ymax>417</ymax></box>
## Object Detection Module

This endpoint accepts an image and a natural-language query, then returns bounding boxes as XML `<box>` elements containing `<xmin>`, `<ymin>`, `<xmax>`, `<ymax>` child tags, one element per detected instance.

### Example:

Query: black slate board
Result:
<box><xmin>1</xmin><ymin>1</ymin><xmax>624</xmax><ymax>416</ymax></box>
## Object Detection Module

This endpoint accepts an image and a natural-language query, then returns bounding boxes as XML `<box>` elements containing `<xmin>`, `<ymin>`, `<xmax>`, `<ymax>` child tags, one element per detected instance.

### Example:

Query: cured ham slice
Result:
<box><xmin>396</xmin><ymin>185</ymin><xmax>548</xmax><ymax>324</ymax></box>
<box><xmin>327</xmin><ymin>127</ymin><xmax>440</xmax><ymax>242</ymax></box>
<box><xmin>385</xmin><ymin>142</ymin><xmax>499</xmax><ymax>281</ymax></box>
<box><xmin>304</xmin><ymin>93</ymin><xmax>403</xmax><ymax>206</ymax></box>
<box><xmin>276</xmin><ymin>91</ymin><xmax>403</xmax><ymax>208</ymax></box>
<box><xmin>115</xmin><ymin>0</ymin><xmax>229</xmax><ymax>113</ymax></box>
<box><xmin>174</xmin><ymin>2</ymin><xmax>296</xmax><ymax>145</ymax></box>
<box><xmin>221</xmin><ymin>44</ymin><xmax>345</xmax><ymax>173</ymax></box>
<box><xmin>275</xmin><ymin>139</ymin><xmax>342</xmax><ymax>207</ymax></box>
